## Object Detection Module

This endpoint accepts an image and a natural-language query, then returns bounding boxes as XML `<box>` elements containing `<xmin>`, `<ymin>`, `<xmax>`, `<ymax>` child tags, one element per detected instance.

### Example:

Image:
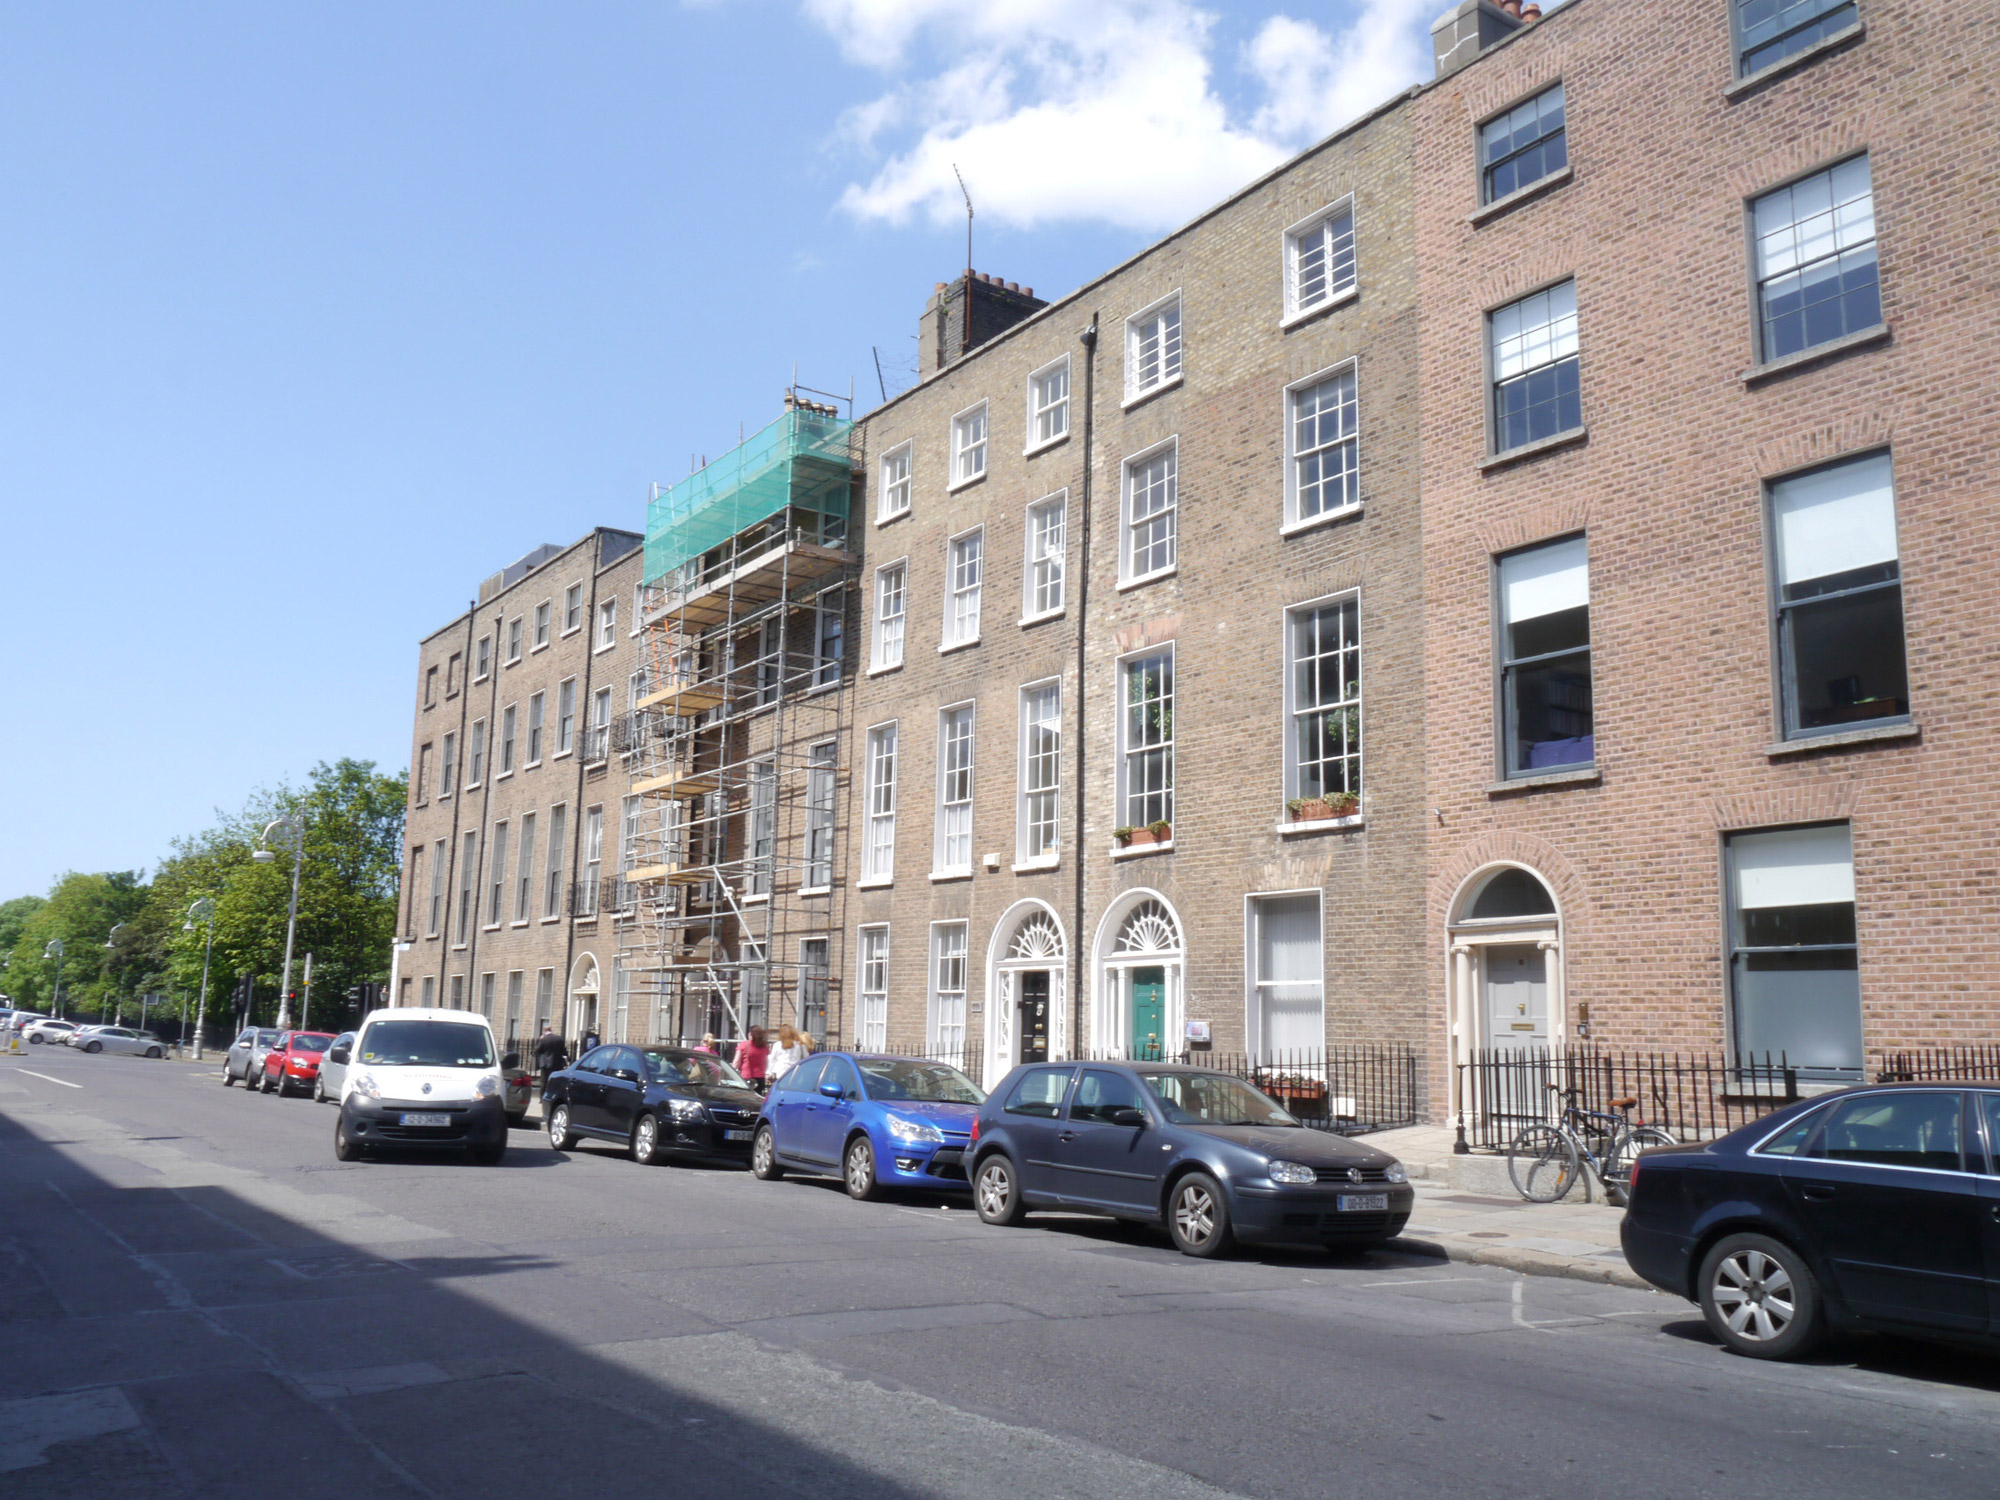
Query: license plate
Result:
<box><xmin>1336</xmin><ymin>1193</ymin><xmax>1388</xmax><ymax>1212</ymax></box>
<box><xmin>723</xmin><ymin>1129</ymin><xmax>753</xmax><ymax>1142</ymax></box>
<box><xmin>399</xmin><ymin>1113</ymin><xmax>450</xmax><ymax>1127</ymax></box>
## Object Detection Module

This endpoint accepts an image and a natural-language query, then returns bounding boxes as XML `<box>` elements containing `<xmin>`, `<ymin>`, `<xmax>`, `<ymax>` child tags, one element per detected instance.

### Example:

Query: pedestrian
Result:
<box><xmin>767</xmin><ymin>1023</ymin><xmax>812</xmax><ymax>1087</ymax></box>
<box><xmin>695</xmin><ymin>1033</ymin><xmax>720</xmax><ymax>1056</ymax></box>
<box><xmin>533</xmin><ymin>1024</ymin><xmax>566</xmax><ymax>1096</ymax></box>
<box><xmin>731</xmin><ymin>1025</ymin><xmax>770</xmax><ymax>1092</ymax></box>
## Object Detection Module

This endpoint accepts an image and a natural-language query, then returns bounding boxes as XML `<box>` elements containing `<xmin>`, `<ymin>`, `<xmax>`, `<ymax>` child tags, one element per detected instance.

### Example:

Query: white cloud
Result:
<box><xmin>804</xmin><ymin>0</ymin><xmax>1440</xmax><ymax>233</ymax></box>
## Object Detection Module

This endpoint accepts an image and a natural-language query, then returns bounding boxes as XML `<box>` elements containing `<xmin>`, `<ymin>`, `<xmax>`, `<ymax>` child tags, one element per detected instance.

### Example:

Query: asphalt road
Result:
<box><xmin>3</xmin><ymin>1047</ymin><xmax>1997</xmax><ymax>1500</ymax></box>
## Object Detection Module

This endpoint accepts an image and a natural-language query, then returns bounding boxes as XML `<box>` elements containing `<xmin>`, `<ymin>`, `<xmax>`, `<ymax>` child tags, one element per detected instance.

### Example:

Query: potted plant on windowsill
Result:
<box><xmin>1115</xmin><ymin>821</ymin><xmax>1173</xmax><ymax>848</ymax></box>
<box><xmin>1287</xmin><ymin>792</ymin><xmax>1359</xmax><ymax>822</ymax></box>
<box><xmin>1263</xmin><ymin>1072</ymin><xmax>1329</xmax><ymax>1103</ymax></box>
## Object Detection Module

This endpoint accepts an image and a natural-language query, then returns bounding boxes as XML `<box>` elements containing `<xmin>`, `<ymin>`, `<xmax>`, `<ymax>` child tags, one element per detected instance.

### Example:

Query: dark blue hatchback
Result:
<box><xmin>751</xmin><ymin>1053</ymin><xmax>985</xmax><ymax>1199</ymax></box>
<box><xmin>967</xmin><ymin>1061</ymin><xmax>1412</xmax><ymax>1257</ymax></box>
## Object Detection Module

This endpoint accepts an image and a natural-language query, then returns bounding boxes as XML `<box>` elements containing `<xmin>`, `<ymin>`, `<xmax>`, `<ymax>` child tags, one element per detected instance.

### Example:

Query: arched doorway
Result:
<box><xmin>1092</xmin><ymin>891</ymin><xmax>1184</xmax><ymax>1060</ymax></box>
<box><xmin>985</xmin><ymin>902</ymin><xmax>1067</xmax><ymax>1080</ymax></box>
<box><xmin>1446</xmin><ymin>865</ymin><xmax>1563</xmax><ymax>1072</ymax></box>
<box><xmin>566</xmin><ymin>952</ymin><xmax>600</xmax><ymax>1048</ymax></box>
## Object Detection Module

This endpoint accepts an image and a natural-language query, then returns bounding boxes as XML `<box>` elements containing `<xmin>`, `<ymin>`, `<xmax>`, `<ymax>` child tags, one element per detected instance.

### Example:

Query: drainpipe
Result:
<box><xmin>1072</xmin><ymin>313</ymin><xmax>1098</xmax><ymax>1062</ymax></box>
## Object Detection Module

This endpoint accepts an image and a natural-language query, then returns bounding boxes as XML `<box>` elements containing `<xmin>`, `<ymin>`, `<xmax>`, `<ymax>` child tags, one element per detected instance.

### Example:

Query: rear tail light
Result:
<box><xmin>969</xmin><ymin>1115</ymin><xmax>981</xmax><ymax>1144</ymax></box>
<box><xmin>1626</xmin><ymin>1159</ymin><xmax>1642</xmax><ymax>1194</ymax></box>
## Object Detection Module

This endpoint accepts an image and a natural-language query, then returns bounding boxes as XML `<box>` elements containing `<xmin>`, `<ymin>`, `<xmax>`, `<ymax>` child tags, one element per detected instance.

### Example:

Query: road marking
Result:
<box><xmin>18</xmin><ymin>1070</ymin><xmax>81</xmax><ymax>1089</ymax></box>
<box><xmin>1359</xmin><ymin>1276</ymin><xmax>1490</xmax><ymax>1288</ymax></box>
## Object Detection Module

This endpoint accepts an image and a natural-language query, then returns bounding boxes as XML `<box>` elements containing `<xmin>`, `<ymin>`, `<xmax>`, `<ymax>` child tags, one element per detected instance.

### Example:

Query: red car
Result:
<box><xmin>262</xmin><ymin>1031</ymin><xmax>336</xmax><ymax>1096</ymax></box>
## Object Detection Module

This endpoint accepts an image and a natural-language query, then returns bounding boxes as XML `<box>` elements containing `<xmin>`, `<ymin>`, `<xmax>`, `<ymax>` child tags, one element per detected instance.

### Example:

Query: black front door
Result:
<box><xmin>1017</xmin><ymin>973</ymin><xmax>1050</xmax><ymax>1064</ymax></box>
<box><xmin>1782</xmin><ymin>1090</ymin><xmax>1988</xmax><ymax>1333</ymax></box>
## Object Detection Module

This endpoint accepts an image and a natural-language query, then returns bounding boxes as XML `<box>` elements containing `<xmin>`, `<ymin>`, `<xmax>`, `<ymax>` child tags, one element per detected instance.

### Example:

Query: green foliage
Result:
<box><xmin>2</xmin><ymin>758</ymin><xmax>405</xmax><ymax>1035</ymax></box>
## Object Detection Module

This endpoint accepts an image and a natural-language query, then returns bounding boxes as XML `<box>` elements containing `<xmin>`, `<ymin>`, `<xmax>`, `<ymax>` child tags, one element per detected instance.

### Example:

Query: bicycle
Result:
<box><xmin>1508</xmin><ymin>1085</ymin><xmax>1677</xmax><ymax>1204</ymax></box>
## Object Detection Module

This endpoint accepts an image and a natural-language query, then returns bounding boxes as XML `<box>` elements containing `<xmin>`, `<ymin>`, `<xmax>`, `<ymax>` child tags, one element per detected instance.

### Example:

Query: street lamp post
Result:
<box><xmin>254</xmin><ymin>816</ymin><xmax>305</xmax><ymax>1030</ymax></box>
<box><xmin>105</xmin><ymin>924</ymin><xmax>127</xmax><ymax>1025</ymax></box>
<box><xmin>185</xmin><ymin>898</ymin><xmax>216</xmax><ymax>1060</ymax></box>
<box><xmin>44</xmin><ymin>939</ymin><xmax>65</xmax><ymax>1021</ymax></box>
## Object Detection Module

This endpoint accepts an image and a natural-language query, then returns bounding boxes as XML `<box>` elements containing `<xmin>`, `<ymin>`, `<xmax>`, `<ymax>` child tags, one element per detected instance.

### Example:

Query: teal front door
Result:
<box><xmin>1129</xmin><ymin>967</ymin><xmax>1166</xmax><ymax>1059</ymax></box>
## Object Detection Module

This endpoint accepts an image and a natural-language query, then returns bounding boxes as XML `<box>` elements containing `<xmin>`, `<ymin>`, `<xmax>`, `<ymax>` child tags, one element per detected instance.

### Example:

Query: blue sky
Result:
<box><xmin>0</xmin><ymin>0</ymin><xmax>1436</xmax><ymax>897</ymax></box>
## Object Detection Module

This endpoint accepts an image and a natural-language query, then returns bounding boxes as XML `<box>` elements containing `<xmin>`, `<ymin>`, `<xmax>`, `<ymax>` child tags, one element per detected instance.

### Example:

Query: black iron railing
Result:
<box><xmin>1454</xmin><ymin>1046</ymin><xmax>1804</xmax><ymax>1152</ymax></box>
<box><xmin>1874</xmin><ymin>1045</ymin><xmax>2000</xmax><ymax>1082</ymax></box>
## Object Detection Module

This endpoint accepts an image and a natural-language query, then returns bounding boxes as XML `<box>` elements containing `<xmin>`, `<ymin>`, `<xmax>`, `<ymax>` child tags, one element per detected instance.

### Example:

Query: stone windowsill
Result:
<box><xmin>1722</xmin><ymin>20</ymin><xmax>1865</xmax><ymax>101</ymax></box>
<box><xmin>1280</xmin><ymin>504</ymin><xmax>1363</xmax><ymax>539</ymax></box>
<box><xmin>1479</xmin><ymin>426</ymin><xmax>1588</xmax><ymax>473</ymax></box>
<box><xmin>855</xmin><ymin>876</ymin><xmax>894</xmax><ymax>890</ymax></box>
<box><xmin>1277</xmin><ymin>815</ymin><xmax>1364</xmax><ymax>836</ymax></box>
<box><xmin>1279</xmin><ymin>283</ymin><xmax>1360</xmax><ymax>331</ymax></box>
<box><xmin>1012</xmin><ymin>855</ymin><xmax>1061</xmax><ymax>874</ymax></box>
<box><xmin>1111</xmin><ymin>839</ymin><xmax>1174</xmax><ymax>860</ymax></box>
<box><xmin>1467</xmin><ymin>165</ymin><xmax>1574</xmax><ymax>228</ymax></box>
<box><xmin>1741</xmin><ymin>324</ymin><xmax>1890</xmax><ymax>386</ymax></box>
<box><xmin>1121</xmin><ymin>372</ymin><xmax>1184</xmax><ymax>412</ymax></box>
<box><xmin>929</xmin><ymin>869</ymin><xmax>973</xmax><ymax>884</ymax></box>
<box><xmin>1486</xmin><ymin>765</ymin><xmax>1601</xmax><ymax>796</ymax></box>
<box><xmin>1764</xmin><ymin>721</ymin><xmax>1919</xmax><ymax>759</ymax></box>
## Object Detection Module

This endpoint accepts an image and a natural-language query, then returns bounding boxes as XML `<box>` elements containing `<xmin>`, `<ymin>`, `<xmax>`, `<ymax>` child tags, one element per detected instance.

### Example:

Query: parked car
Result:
<box><xmin>72</xmin><ymin>1026</ymin><xmax>166</xmax><ymax>1058</ymax></box>
<box><xmin>545</xmin><ymin>1045</ymin><xmax>765</xmax><ymax>1165</ymax></box>
<box><xmin>23</xmin><ymin>1019</ymin><xmax>80</xmax><ymax>1046</ymax></box>
<box><xmin>1622</xmin><ymin>1082</ymin><xmax>2000</xmax><ymax>1360</ymax></box>
<box><xmin>314</xmin><ymin>1032</ymin><xmax>357</xmax><ymax>1103</ymax></box>
<box><xmin>502</xmin><ymin>1052</ymin><xmax>534</xmax><ymax>1127</ymax></box>
<box><xmin>967</xmin><ymin>1062</ymin><xmax>1413</xmax><ymax>1258</ymax></box>
<box><xmin>222</xmin><ymin>1028</ymin><xmax>280</xmax><ymax>1086</ymax></box>
<box><xmin>4</xmin><ymin>1011</ymin><xmax>46</xmax><ymax>1037</ymax></box>
<box><xmin>751</xmin><ymin>1053</ymin><xmax>985</xmax><ymax>1198</ymax></box>
<box><xmin>261</xmin><ymin>1031</ymin><xmax>336</xmax><ymax>1095</ymax></box>
<box><xmin>334</xmin><ymin>1007</ymin><xmax>513</xmax><ymax>1164</ymax></box>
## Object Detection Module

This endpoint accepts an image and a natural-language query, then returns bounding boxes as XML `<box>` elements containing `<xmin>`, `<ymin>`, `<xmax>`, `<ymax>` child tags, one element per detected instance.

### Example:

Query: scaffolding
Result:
<box><xmin>614</xmin><ymin>397</ymin><xmax>859</xmax><ymax>1049</ymax></box>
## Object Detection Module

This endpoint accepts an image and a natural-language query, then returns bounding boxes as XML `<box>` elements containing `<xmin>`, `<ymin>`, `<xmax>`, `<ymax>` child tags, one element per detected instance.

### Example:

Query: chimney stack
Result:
<box><xmin>1430</xmin><ymin>0</ymin><xmax>1525</xmax><ymax>76</ymax></box>
<box><xmin>920</xmin><ymin>270</ymin><xmax>1051</xmax><ymax>377</ymax></box>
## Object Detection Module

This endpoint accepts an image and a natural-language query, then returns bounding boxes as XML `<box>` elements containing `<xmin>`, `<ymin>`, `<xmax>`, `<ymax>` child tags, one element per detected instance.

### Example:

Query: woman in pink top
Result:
<box><xmin>731</xmin><ymin>1025</ymin><xmax>771</xmax><ymax>1091</ymax></box>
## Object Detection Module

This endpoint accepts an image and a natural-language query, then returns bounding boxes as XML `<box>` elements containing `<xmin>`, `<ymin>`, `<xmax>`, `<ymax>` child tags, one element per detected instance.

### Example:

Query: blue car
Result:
<box><xmin>751</xmin><ymin>1052</ymin><xmax>985</xmax><ymax>1199</ymax></box>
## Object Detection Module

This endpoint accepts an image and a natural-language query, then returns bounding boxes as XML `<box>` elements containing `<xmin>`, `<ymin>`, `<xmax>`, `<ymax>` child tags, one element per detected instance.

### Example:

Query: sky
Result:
<box><xmin>0</xmin><ymin>0</ymin><xmax>1441</xmax><ymax>899</ymax></box>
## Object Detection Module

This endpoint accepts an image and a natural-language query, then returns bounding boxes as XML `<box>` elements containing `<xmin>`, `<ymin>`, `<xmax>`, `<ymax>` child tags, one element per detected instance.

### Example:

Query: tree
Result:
<box><xmin>3</xmin><ymin>874</ymin><xmax>148</xmax><ymax>1018</ymax></box>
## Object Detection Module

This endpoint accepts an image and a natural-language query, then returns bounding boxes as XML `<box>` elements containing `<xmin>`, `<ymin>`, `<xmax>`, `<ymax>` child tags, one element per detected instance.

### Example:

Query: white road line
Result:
<box><xmin>18</xmin><ymin>1070</ymin><xmax>81</xmax><ymax>1090</ymax></box>
<box><xmin>1358</xmin><ymin>1276</ymin><xmax>1490</xmax><ymax>1288</ymax></box>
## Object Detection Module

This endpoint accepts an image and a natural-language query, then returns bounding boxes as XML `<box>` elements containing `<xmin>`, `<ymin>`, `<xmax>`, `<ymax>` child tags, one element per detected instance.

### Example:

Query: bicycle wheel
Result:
<box><xmin>1602</xmin><ymin>1125</ymin><xmax>1678</xmax><ymax>1201</ymax></box>
<box><xmin>1509</xmin><ymin>1124</ymin><xmax>1580</xmax><ymax>1203</ymax></box>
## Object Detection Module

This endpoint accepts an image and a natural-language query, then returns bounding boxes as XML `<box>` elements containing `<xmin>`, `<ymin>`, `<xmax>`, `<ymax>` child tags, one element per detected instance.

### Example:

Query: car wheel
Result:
<box><xmin>631</xmin><ymin>1113</ymin><xmax>663</xmax><ymax>1166</ymax></box>
<box><xmin>844</xmin><ymin>1136</ymin><xmax>881</xmax><ymax>1201</ymax></box>
<box><xmin>29</xmin><ymin>1034</ymin><xmax>42</xmax><ymax>1044</ymax></box>
<box><xmin>145</xmin><ymin>1046</ymin><xmax>162</xmax><ymax>1059</ymax></box>
<box><xmin>222</xmin><ymin>1066</ymin><xmax>235</xmax><ymax>1086</ymax></box>
<box><xmin>751</xmin><ymin>1125</ymin><xmax>785</xmax><ymax>1180</ymax></box>
<box><xmin>84</xmin><ymin>1040</ymin><xmax>103</xmax><ymax>1053</ymax></box>
<box><xmin>1167</xmin><ymin>1171</ymin><xmax>1234</xmax><ymax>1258</ymax></box>
<box><xmin>313</xmin><ymin>1077</ymin><xmax>325</xmax><ymax>1103</ymax></box>
<box><xmin>471</xmin><ymin>1141</ymin><xmax>507</xmax><ymax>1166</ymax></box>
<box><xmin>547</xmin><ymin>1103</ymin><xmax>575</xmax><ymax>1151</ymax></box>
<box><xmin>1699</xmin><ymin>1233</ymin><xmax>1823</xmax><ymax>1360</ymax></box>
<box><xmin>973</xmin><ymin>1154</ymin><xmax>1028</xmax><ymax>1226</ymax></box>
<box><xmin>333</xmin><ymin>1117</ymin><xmax>361</xmax><ymax>1162</ymax></box>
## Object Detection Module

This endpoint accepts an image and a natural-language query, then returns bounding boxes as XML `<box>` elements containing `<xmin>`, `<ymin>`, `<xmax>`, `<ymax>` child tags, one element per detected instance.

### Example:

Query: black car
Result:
<box><xmin>967</xmin><ymin>1061</ymin><xmax>1413</xmax><ymax>1257</ymax></box>
<box><xmin>1622</xmin><ymin>1082</ymin><xmax>2000</xmax><ymax>1360</ymax></box>
<box><xmin>543</xmin><ymin>1044</ymin><xmax>765</xmax><ymax>1166</ymax></box>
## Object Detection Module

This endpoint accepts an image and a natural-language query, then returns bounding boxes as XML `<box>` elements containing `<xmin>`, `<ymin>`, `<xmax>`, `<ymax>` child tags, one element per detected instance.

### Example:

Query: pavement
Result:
<box><xmin>4</xmin><ymin>1047</ymin><xmax>1997</xmax><ymax>1500</ymax></box>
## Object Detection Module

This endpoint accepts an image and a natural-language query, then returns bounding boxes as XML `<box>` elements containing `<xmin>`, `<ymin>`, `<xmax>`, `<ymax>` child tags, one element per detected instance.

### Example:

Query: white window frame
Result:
<box><xmin>1282</xmin><ymin>198</ymin><xmax>1358</xmax><ymax>325</ymax></box>
<box><xmin>596</xmin><ymin>598</ymin><xmax>617</xmax><ymax>651</ymax></box>
<box><xmin>878</xmin><ymin>440</ymin><xmax>913</xmax><ymax>523</ymax></box>
<box><xmin>1119</xmin><ymin>438</ymin><xmax>1179</xmax><ymax>587</ymax></box>
<box><xmin>813</xmin><ymin>587</ymin><xmax>844</xmax><ymax>692</ymax></box>
<box><xmin>1243</xmin><ymin>889</ymin><xmax>1326</xmax><ymax>1060</ymax></box>
<box><xmin>455</xmin><ymin>830</ymin><xmax>478</xmax><ymax>946</ymax></box>
<box><xmin>1283</xmin><ymin>361</ymin><xmax>1362</xmax><ymax>534</ymax></box>
<box><xmin>475</xmin><ymin>636</ymin><xmax>492</xmax><ymax>682</ymax></box>
<box><xmin>467</xmin><ymin>718</ymin><xmax>486</xmax><ymax>787</ymax></box>
<box><xmin>949</xmin><ymin>400</ymin><xmax>989</xmax><ymax>490</ymax></box>
<box><xmin>486</xmin><ymin>820</ymin><xmax>509</xmax><ymax>929</ymax></box>
<box><xmin>934</xmin><ymin>703</ymin><xmax>976</xmax><ymax>878</ymax></box>
<box><xmin>1025</xmin><ymin>355</ymin><xmax>1071</xmax><ymax>454</ymax></box>
<box><xmin>556</xmin><ymin>678</ymin><xmax>577</xmax><ymax>757</ymax></box>
<box><xmin>514</xmin><ymin>811</ymin><xmax>537</xmax><ymax>924</ymax></box>
<box><xmin>589</xmin><ymin>686</ymin><xmax>612</xmax><ymax>762</ymax></box>
<box><xmin>427</xmin><ymin>837</ymin><xmax>447</xmax><ymax>937</ymax></box>
<box><xmin>943</xmin><ymin>526</ymin><xmax>984</xmax><ymax>650</ymax></box>
<box><xmin>1022</xmin><ymin>491</ymin><xmax>1067</xmax><ymax>622</ymax></box>
<box><xmin>1123</xmin><ymin>290</ymin><xmax>1184</xmax><ymax>406</ymax></box>
<box><xmin>929</xmin><ymin>920</ymin><xmax>969</xmax><ymax>1054</ymax></box>
<box><xmin>871</xmin><ymin>560</ymin><xmax>907</xmax><ymax>673</ymax></box>
<box><xmin>498</xmin><ymin>703</ymin><xmax>516</xmax><ymax>777</ymax></box>
<box><xmin>1016</xmin><ymin>679</ymin><xmax>1062</xmax><ymax>868</ymax></box>
<box><xmin>563</xmin><ymin>582</ymin><xmax>584</xmax><ymax>635</ymax></box>
<box><xmin>543</xmin><ymin>804</ymin><xmax>567</xmax><ymax>920</ymax></box>
<box><xmin>506</xmin><ymin>616</ymin><xmax>523</xmax><ymax>664</ymax></box>
<box><xmin>533</xmin><ymin>600</ymin><xmax>551</xmax><ymax>651</ymax></box>
<box><xmin>858</xmin><ymin>925</ymin><xmax>889</xmax><ymax>1051</ymax></box>
<box><xmin>1115</xmin><ymin>645</ymin><xmax>1174</xmax><ymax>840</ymax></box>
<box><xmin>526</xmin><ymin>691</ymin><xmax>545</xmax><ymax>766</ymax></box>
<box><xmin>579</xmin><ymin>804</ymin><xmax>604</xmax><ymax>917</ymax></box>
<box><xmin>1281</xmin><ymin>592</ymin><xmax>1364</xmax><ymax>824</ymax></box>
<box><xmin>862</xmin><ymin>721</ymin><xmax>898</xmax><ymax>885</ymax></box>
<box><xmin>803</xmin><ymin>740</ymin><xmax>838</xmax><ymax>893</ymax></box>
<box><xmin>439</xmin><ymin>732</ymin><xmax>456</xmax><ymax>798</ymax></box>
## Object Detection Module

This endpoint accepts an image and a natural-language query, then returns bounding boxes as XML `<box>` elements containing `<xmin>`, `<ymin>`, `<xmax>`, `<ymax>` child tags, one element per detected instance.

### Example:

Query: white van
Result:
<box><xmin>334</xmin><ymin>1007</ymin><xmax>514</xmax><ymax>1164</ymax></box>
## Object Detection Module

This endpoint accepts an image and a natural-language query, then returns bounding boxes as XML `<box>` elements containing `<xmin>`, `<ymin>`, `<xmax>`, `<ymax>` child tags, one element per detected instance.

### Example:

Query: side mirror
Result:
<box><xmin>612</xmin><ymin>1068</ymin><xmax>640</xmax><ymax>1083</ymax></box>
<box><xmin>329</xmin><ymin>1046</ymin><xmax>350</xmax><ymax>1064</ymax></box>
<box><xmin>501</xmin><ymin>1052</ymin><xmax>520</xmax><ymax>1071</ymax></box>
<box><xmin>1110</xmin><ymin>1108</ymin><xmax>1149</xmax><ymax>1128</ymax></box>
<box><xmin>818</xmin><ymin>1079</ymin><xmax>845</xmax><ymax>1099</ymax></box>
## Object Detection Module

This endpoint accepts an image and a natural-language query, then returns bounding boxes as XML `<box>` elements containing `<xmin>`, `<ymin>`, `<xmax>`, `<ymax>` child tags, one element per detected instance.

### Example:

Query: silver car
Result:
<box><xmin>24</xmin><ymin>1019</ymin><xmax>81</xmax><ymax>1046</ymax></box>
<box><xmin>73</xmin><ymin>1026</ymin><xmax>166</xmax><ymax>1059</ymax></box>
<box><xmin>223</xmin><ymin>1028</ymin><xmax>280</xmax><ymax>1086</ymax></box>
<box><xmin>314</xmin><ymin>1032</ymin><xmax>356</xmax><ymax>1102</ymax></box>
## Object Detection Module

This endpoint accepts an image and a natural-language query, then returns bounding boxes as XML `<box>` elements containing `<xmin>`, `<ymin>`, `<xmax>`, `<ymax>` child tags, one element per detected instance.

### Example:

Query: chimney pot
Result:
<box><xmin>1521</xmin><ymin>2</ymin><xmax>1541</xmax><ymax>17</ymax></box>
<box><xmin>1023</xmin><ymin>287</ymin><xmax>1033</xmax><ymax>298</ymax></box>
<box><xmin>1500</xmin><ymin>0</ymin><xmax>1521</xmax><ymax>14</ymax></box>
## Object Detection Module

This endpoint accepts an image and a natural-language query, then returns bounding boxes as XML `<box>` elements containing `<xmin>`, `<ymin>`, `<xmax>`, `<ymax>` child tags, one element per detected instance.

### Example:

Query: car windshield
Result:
<box><xmin>257</xmin><ymin>1030</ymin><xmax>280</xmax><ymax>1045</ymax></box>
<box><xmin>1140</xmin><ymin>1072</ymin><xmax>1299</xmax><ymax>1128</ymax></box>
<box><xmin>290</xmin><ymin>1034</ymin><xmax>333</xmax><ymax>1053</ymax></box>
<box><xmin>857</xmin><ymin>1059</ymin><xmax>986</xmax><ymax>1104</ymax></box>
<box><xmin>358</xmin><ymin>1021</ymin><xmax>495</xmax><ymax>1069</ymax></box>
<box><xmin>642</xmin><ymin>1050</ymin><xmax>745</xmax><ymax>1088</ymax></box>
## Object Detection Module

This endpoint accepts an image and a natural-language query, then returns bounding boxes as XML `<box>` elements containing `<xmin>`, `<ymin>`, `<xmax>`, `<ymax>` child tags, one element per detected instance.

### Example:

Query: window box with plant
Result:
<box><xmin>1114</xmin><ymin>819</ymin><xmax>1173</xmax><ymax>849</ymax></box>
<box><xmin>1287</xmin><ymin>792</ymin><xmax>1359</xmax><ymax>823</ymax></box>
